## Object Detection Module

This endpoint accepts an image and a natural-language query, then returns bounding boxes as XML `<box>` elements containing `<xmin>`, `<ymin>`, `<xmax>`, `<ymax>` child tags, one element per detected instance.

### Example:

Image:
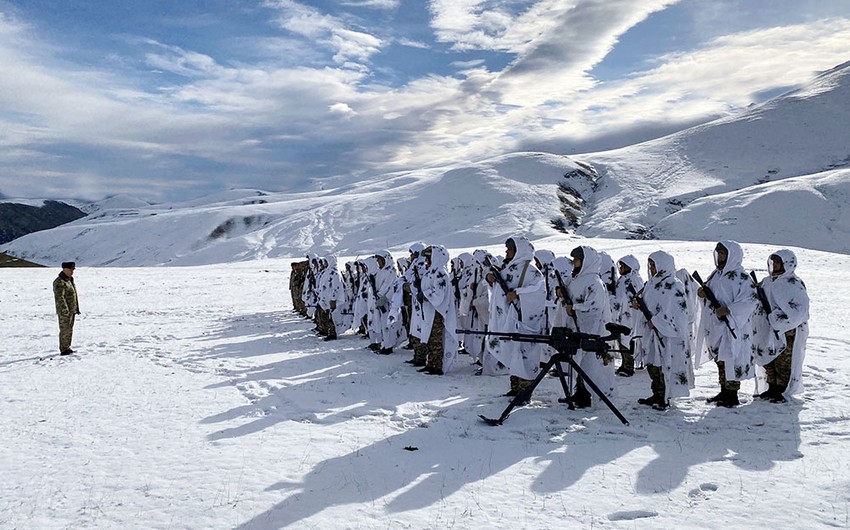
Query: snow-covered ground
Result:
<box><xmin>2</xmin><ymin>238</ymin><xmax>848</xmax><ymax>529</ymax></box>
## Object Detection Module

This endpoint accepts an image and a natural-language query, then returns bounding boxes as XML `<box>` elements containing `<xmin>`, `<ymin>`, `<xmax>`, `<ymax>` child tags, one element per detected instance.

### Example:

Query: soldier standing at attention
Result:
<box><xmin>53</xmin><ymin>261</ymin><xmax>80</xmax><ymax>355</ymax></box>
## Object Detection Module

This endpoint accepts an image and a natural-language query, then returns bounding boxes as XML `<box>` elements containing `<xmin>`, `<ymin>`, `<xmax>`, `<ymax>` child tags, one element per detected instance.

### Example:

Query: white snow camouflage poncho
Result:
<box><xmin>567</xmin><ymin>246</ymin><xmax>615</xmax><ymax>397</ymax></box>
<box><xmin>611</xmin><ymin>254</ymin><xmax>644</xmax><ymax>351</ymax></box>
<box><xmin>417</xmin><ymin>245</ymin><xmax>459</xmax><ymax>373</ymax></box>
<box><xmin>373</xmin><ymin>250</ymin><xmax>406</xmax><ymax>349</ymax></box>
<box><xmin>696</xmin><ymin>240</ymin><xmax>758</xmax><ymax>382</ymax></box>
<box><xmin>640</xmin><ymin>251</ymin><xmax>693</xmax><ymax>399</ymax></box>
<box><xmin>488</xmin><ymin>237</ymin><xmax>546</xmax><ymax>380</ymax></box>
<box><xmin>458</xmin><ymin>250</ymin><xmax>490</xmax><ymax>362</ymax></box>
<box><xmin>301</xmin><ymin>254</ymin><xmax>320</xmax><ymax>318</ymax></box>
<box><xmin>751</xmin><ymin>249</ymin><xmax>810</xmax><ymax>398</ymax></box>
<box><xmin>317</xmin><ymin>256</ymin><xmax>351</xmax><ymax>336</ymax></box>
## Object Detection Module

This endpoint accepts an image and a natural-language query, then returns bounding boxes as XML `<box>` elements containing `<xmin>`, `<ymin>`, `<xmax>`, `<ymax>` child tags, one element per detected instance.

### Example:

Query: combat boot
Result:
<box><xmin>715</xmin><ymin>389</ymin><xmax>740</xmax><ymax>408</ymax></box>
<box><xmin>706</xmin><ymin>390</ymin><xmax>725</xmax><ymax>404</ymax></box>
<box><xmin>572</xmin><ymin>386</ymin><xmax>592</xmax><ymax>409</ymax></box>
<box><xmin>757</xmin><ymin>383</ymin><xmax>777</xmax><ymax>400</ymax></box>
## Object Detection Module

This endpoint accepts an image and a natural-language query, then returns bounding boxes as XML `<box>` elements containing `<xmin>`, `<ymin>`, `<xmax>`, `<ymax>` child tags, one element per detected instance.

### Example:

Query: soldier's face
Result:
<box><xmin>648</xmin><ymin>260</ymin><xmax>657</xmax><ymax>277</ymax></box>
<box><xmin>618</xmin><ymin>262</ymin><xmax>629</xmax><ymax>276</ymax></box>
<box><xmin>714</xmin><ymin>247</ymin><xmax>728</xmax><ymax>269</ymax></box>
<box><xmin>770</xmin><ymin>257</ymin><xmax>785</xmax><ymax>275</ymax></box>
<box><xmin>505</xmin><ymin>246</ymin><xmax>516</xmax><ymax>261</ymax></box>
<box><xmin>63</xmin><ymin>267</ymin><xmax>75</xmax><ymax>276</ymax></box>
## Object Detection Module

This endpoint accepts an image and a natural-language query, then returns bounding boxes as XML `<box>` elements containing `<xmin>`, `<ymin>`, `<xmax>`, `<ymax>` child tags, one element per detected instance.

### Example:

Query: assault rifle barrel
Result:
<box><xmin>692</xmin><ymin>270</ymin><xmax>737</xmax><ymax>339</ymax></box>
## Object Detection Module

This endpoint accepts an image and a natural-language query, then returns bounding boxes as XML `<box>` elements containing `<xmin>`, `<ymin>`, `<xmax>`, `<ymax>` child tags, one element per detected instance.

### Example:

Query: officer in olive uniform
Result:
<box><xmin>53</xmin><ymin>261</ymin><xmax>80</xmax><ymax>355</ymax></box>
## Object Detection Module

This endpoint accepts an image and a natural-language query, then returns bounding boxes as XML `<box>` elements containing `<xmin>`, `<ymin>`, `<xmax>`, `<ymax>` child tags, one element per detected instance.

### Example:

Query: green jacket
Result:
<box><xmin>53</xmin><ymin>272</ymin><xmax>80</xmax><ymax>317</ymax></box>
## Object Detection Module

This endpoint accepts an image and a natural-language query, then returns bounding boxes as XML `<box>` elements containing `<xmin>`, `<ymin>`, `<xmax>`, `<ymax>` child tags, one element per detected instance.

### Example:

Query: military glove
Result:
<box><xmin>715</xmin><ymin>306</ymin><xmax>731</xmax><ymax>318</ymax></box>
<box><xmin>696</xmin><ymin>287</ymin><xmax>706</xmax><ymax>299</ymax></box>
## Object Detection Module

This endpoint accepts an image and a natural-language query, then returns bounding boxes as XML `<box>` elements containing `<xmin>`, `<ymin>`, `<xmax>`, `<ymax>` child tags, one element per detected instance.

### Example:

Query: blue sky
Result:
<box><xmin>1</xmin><ymin>0</ymin><xmax>849</xmax><ymax>202</ymax></box>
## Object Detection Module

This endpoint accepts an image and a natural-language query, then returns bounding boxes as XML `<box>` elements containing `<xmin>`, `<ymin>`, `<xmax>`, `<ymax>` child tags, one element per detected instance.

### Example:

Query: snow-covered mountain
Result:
<box><xmin>1</xmin><ymin>154</ymin><xmax>589</xmax><ymax>266</ymax></box>
<box><xmin>3</xmin><ymin>61</ymin><xmax>850</xmax><ymax>266</ymax></box>
<box><xmin>582</xmin><ymin>60</ymin><xmax>850</xmax><ymax>245</ymax></box>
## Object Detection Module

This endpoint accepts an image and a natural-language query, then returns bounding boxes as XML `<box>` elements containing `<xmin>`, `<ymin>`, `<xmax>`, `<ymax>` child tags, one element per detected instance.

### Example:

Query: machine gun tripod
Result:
<box><xmin>461</xmin><ymin>324</ymin><xmax>633</xmax><ymax>426</ymax></box>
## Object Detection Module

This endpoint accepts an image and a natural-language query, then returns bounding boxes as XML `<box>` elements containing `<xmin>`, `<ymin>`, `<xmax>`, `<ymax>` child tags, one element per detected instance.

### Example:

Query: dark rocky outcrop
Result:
<box><xmin>0</xmin><ymin>201</ymin><xmax>87</xmax><ymax>245</ymax></box>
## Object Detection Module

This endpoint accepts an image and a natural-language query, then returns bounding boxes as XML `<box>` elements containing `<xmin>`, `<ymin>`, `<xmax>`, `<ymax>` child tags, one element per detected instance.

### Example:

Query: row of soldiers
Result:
<box><xmin>289</xmin><ymin>238</ymin><xmax>809</xmax><ymax>410</ymax></box>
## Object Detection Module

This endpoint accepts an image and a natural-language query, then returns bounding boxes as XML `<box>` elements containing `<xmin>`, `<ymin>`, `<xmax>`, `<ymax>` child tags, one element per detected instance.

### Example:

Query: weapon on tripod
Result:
<box><xmin>458</xmin><ymin>324</ymin><xmax>632</xmax><ymax>426</ymax></box>
<box><xmin>692</xmin><ymin>270</ymin><xmax>737</xmax><ymax>339</ymax></box>
<box><xmin>626</xmin><ymin>284</ymin><xmax>664</xmax><ymax>348</ymax></box>
<box><xmin>750</xmin><ymin>271</ymin><xmax>780</xmax><ymax>340</ymax></box>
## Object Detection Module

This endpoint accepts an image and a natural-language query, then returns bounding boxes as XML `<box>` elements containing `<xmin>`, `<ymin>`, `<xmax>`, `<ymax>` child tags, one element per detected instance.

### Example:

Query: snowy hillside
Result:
<box><xmin>1</xmin><ymin>153</ymin><xmax>589</xmax><ymax>267</ymax></box>
<box><xmin>582</xmin><ymin>61</ymin><xmax>850</xmax><ymax>249</ymax></box>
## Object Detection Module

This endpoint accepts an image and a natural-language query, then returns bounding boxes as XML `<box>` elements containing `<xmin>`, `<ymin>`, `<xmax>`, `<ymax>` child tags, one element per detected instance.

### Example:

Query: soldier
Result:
<box><xmin>317</xmin><ymin>256</ymin><xmax>345</xmax><ymax>341</ymax></box>
<box><xmin>417</xmin><ymin>245</ymin><xmax>459</xmax><ymax>375</ymax></box>
<box><xmin>696</xmin><ymin>240</ymin><xmax>758</xmax><ymax>408</ymax></box>
<box><xmin>751</xmin><ymin>249</ymin><xmax>810</xmax><ymax>403</ymax></box>
<box><xmin>487</xmin><ymin>237</ymin><xmax>546</xmax><ymax>398</ymax></box>
<box><xmin>459</xmin><ymin>249</ymin><xmax>492</xmax><ymax>373</ymax></box>
<box><xmin>612</xmin><ymin>255</ymin><xmax>643</xmax><ymax>377</ymax></box>
<box><xmin>566</xmin><ymin>246</ymin><xmax>614</xmax><ymax>408</ymax></box>
<box><xmin>290</xmin><ymin>260</ymin><xmax>309</xmax><ymax>316</ymax></box>
<box><xmin>53</xmin><ymin>261</ymin><xmax>80</xmax><ymax>355</ymax></box>
<box><xmin>633</xmin><ymin>251</ymin><xmax>692</xmax><ymax>410</ymax></box>
<box><xmin>405</xmin><ymin>243</ymin><xmax>429</xmax><ymax>367</ymax></box>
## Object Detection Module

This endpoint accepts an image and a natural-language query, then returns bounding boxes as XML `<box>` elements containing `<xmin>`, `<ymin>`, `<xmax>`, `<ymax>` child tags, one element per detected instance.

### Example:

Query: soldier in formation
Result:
<box><xmin>289</xmin><ymin>240</ymin><xmax>809</xmax><ymax>409</ymax></box>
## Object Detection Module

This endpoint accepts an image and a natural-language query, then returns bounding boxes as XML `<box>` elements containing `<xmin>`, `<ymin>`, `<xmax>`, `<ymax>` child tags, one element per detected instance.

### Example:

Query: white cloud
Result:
<box><xmin>339</xmin><ymin>0</ymin><xmax>400</xmax><ymax>9</ymax></box>
<box><xmin>263</xmin><ymin>0</ymin><xmax>384</xmax><ymax>65</ymax></box>
<box><xmin>329</xmin><ymin>102</ymin><xmax>356</xmax><ymax>119</ymax></box>
<box><xmin>397</xmin><ymin>38</ymin><xmax>430</xmax><ymax>49</ymax></box>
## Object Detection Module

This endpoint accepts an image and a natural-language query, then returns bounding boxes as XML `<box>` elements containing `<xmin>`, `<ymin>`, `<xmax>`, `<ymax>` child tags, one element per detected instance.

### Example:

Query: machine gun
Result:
<box><xmin>692</xmin><ymin>270</ymin><xmax>737</xmax><ymax>339</ymax></box>
<box><xmin>459</xmin><ymin>324</ymin><xmax>632</xmax><ymax>426</ymax></box>
<box><xmin>626</xmin><ymin>284</ymin><xmax>665</xmax><ymax>348</ymax></box>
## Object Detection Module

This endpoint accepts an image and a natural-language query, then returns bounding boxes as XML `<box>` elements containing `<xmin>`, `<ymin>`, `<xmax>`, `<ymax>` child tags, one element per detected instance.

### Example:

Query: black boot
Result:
<box><xmin>757</xmin><ymin>383</ymin><xmax>777</xmax><ymax>400</ymax></box>
<box><xmin>572</xmin><ymin>386</ymin><xmax>592</xmax><ymax>409</ymax></box>
<box><xmin>706</xmin><ymin>390</ymin><xmax>725</xmax><ymax>404</ymax></box>
<box><xmin>638</xmin><ymin>395</ymin><xmax>659</xmax><ymax>406</ymax></box>
<box><xmin>715</xmin><ymin>390</ymin><xmax>740</xmax><ymax>408</ymax></box>
<box><xmin>769</xmin><ymin>385</ymin><xmax>788</xmax><ymax>403</ymax></box>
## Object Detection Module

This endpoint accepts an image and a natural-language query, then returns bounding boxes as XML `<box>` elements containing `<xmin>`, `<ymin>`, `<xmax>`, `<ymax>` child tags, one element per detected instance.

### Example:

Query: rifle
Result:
<box><xmin>552</xmin><ymin>269</ymin><xmax>579</xmax><ymax>330</ymax></box>
<box><xmin>750</xmin><ymin>271</ymin><xmax>780</xmax><ymax>340</ymax></box>
<box><xmin>487</xmin><ymin>263</ymin><xmax>522</xmax><ymax>320</ymax></box>
<box><xmin>606</xmin><ymin>266</ymin><xmax>617</xmax><ymax>295</ymax></box>
<box><xmin>451</xmin><ymin>267</ymin><xmax>461</xmax><ymax>304</ymax></box>
<box><xmin>368</xmin><ymin>274</ymin><xmax>387</xmax><ymax>313</ymax></box>
<box><xmin>412</xmin><ymin>265</ymin><xmax>425</xmax><ymax>306</ymax></box>
<box><xmin>692</xmin><ymin>270</ymin><xmax>737</xmax><ymax>338</ymax></box>
<box><xmin>750</xmin><ymin>271</ymin><xmax>771</xmax><ymax>314</ymax></box>
<box><xmin>626</xmin><ymin>284</ymin><xmax>665</xmax><ymax>348</ymax></box>
<box><xmin>458</xmin><ymin>324</ymin><xmax>631</xmax><ymax>426</ymax></box>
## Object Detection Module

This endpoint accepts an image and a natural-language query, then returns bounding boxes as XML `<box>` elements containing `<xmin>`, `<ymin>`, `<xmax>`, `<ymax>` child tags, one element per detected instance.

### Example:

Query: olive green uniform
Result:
<box><xmin>53</xmin><ymin>272</ymin><xmax>80</xmax><ymax>354</ymax></box>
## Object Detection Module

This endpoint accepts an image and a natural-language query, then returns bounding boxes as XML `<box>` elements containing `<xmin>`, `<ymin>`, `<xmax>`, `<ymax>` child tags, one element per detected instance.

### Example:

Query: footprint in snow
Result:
<box><xmin>607</xmin><ymin>510</ymin><xmax>658</xmax><ymax>521</ymax></box>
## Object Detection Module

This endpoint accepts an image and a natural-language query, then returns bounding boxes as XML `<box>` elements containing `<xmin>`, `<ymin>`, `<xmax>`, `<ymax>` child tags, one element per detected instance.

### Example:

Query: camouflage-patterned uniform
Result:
<box><xmin>53</xmin><ymin>268</ymin><xmax>80</xmax><ymax>354</ymax></box>
<box><xmin>290</xmin><ymin>261</ymin><xmax>308</xmax><ymax>316</ymax></box>
<box><xmin>424</xmin><ymin>313</ymin><xmax>445</xmax><ymax>373</ymax></box>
